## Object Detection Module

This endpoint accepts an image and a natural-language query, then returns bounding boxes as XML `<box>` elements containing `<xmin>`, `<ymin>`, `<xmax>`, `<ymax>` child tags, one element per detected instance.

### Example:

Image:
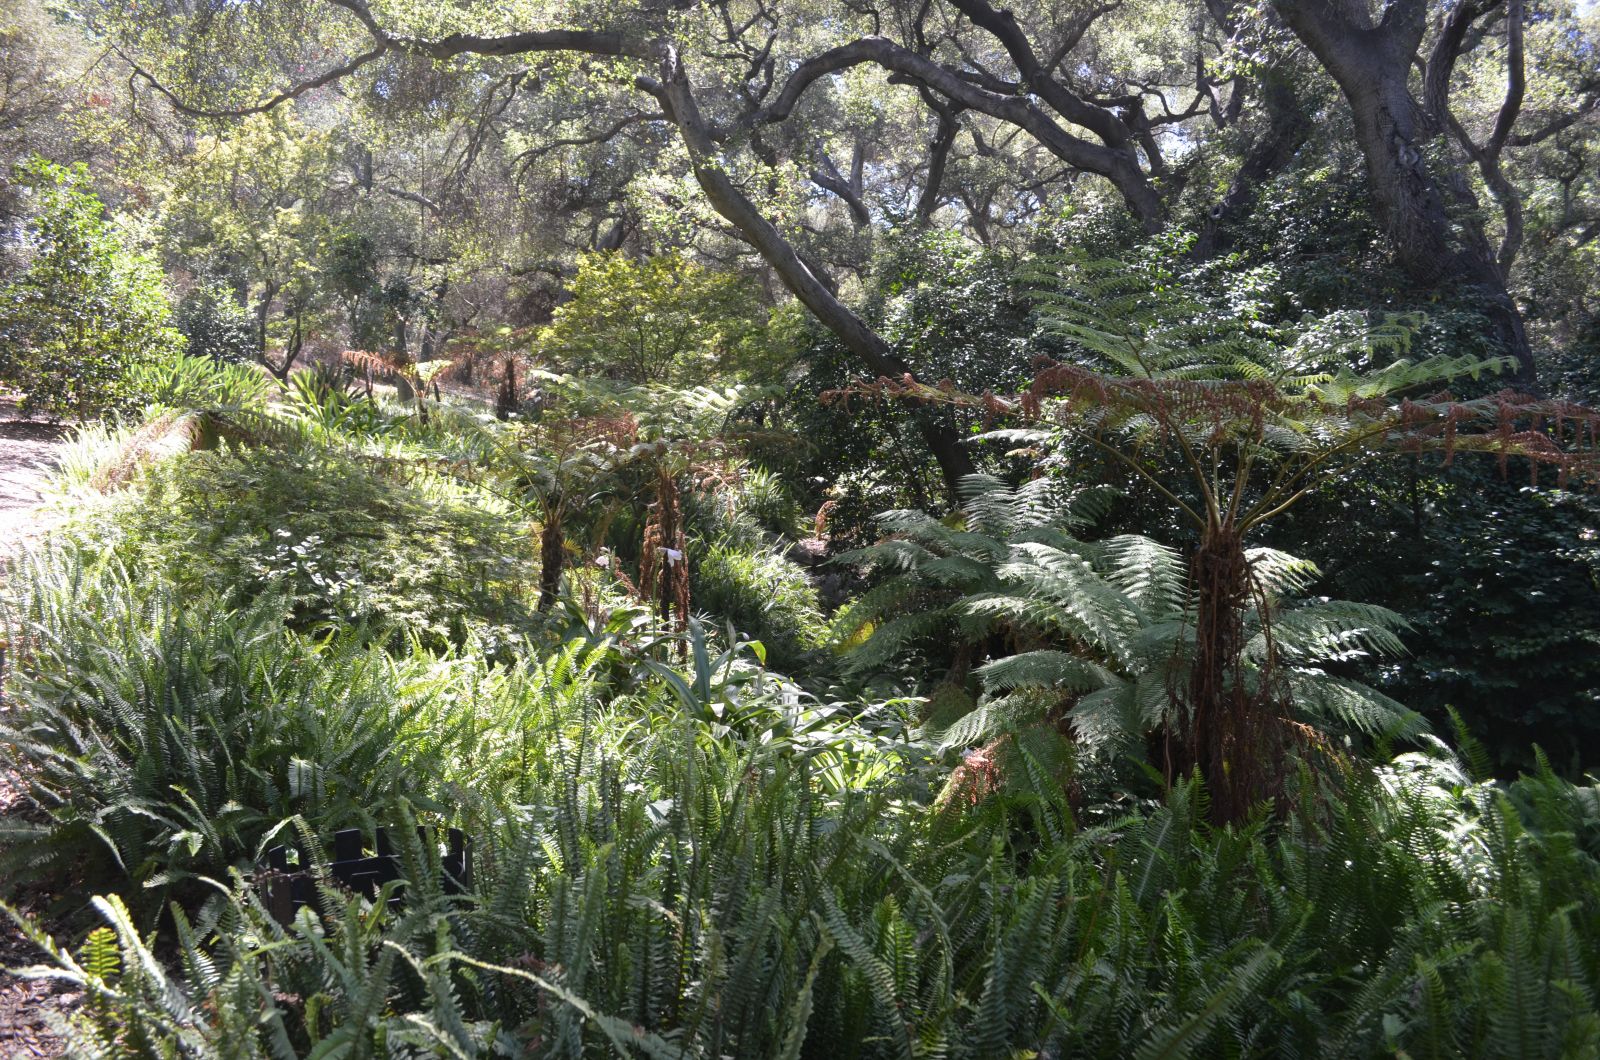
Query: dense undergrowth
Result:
<box><xmin>2</xmin><ymin>562</ymin><xmax>1599</xmax><ymax>1056</ymax></box>
<box><xmin>6</xmin><ymin>2</ymin><xmax>1600</xmax><ymax>1044</ymax></box>
<box><xmin>0</xmin><ymin>357</ymin><xmax>1594</xmax><ymax>1058</ymax></box>
<box><xmin>5</xmin><ymin>551</ymin><xmax>1600</xmax><ymax>1058</ymax></box>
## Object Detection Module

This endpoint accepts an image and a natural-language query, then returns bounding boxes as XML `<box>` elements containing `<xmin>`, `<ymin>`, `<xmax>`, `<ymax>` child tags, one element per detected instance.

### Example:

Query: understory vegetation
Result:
<box><xmin>2</xmin><ymin>335</ymin><xmax>1597</xmax><ymax>1057</ymax></box>
<box><xmin>4</xmin><ymin>0</ymin><xmax>1600</xmax><ymax>1054</ymax></box>
<box><xmin>7</xmin><ymin>527</ymin><xmax>1600</xmax><ymax>1058</ymax></box>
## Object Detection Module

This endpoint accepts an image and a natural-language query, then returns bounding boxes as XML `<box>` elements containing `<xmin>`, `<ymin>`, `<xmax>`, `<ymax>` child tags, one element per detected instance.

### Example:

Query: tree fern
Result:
<box><xmin>842</xmin><ymin>476</ymin><xmax>1421</xmax><ymax>789</ymax></box>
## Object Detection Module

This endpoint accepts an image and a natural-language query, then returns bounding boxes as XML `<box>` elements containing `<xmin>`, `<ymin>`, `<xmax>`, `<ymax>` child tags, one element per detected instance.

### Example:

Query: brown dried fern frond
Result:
<box><xmin>90</xmin><ymin>411</ymin><xmax>215</xmax><ymax>492</ymax></box>
<box><xmin>340</xmin><ymin>349</ymin><xmax>397</xmax><ymax>377</ymax></box>
<box><xmin>88</xmin><ymin>409</ymin><xmax>303</xmax><ymax>492</ymax></box>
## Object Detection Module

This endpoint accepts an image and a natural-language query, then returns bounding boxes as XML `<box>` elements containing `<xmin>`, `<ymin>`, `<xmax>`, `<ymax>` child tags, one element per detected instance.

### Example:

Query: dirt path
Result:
<box><xmin>0</xmin><ymin>412</ymin><xmax>74</xmax><ymax>1057</ymax></box>
<box><xmin>0</xmin><ymin>417</ymin><xmax>67</xmax><ymax>543</ymax></box>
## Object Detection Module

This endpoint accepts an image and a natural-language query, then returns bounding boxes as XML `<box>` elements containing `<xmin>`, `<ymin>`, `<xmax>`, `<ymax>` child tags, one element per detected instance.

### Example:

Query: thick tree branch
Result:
<box><xmin>811</xmin><ymin>141</ymin><xmax>870</xmax><ymax>227</ymax></box>
<box><xmin>915</xmin><ymin>107</ymin><xmax>960</xmax><ymax>226</ymax></box>
<box><xmin>1424</xmin><ymin>0</ymin><xmax>1493</xmax><ymax>128</ymax></box>
<box><xmin>944</xmin><ymin>0</ymin><xmax>1133</xmax><ymax>148</ymax></box>
<box><xmin>751</xmin><ymin>35</ymin><xmax>1161</xmax><ymax>228</ymax></box>
<box><xmin>1192</xmin><ymin>73</ymin><xmax>1308</xmax><ymax>259</ymax></box>
<box><xmin>394</xmin><ymin>28</ymin><xmax>649</xmax><ymax>62</ymax></box>
<box><xmin>1379</xmin><ymin>0</ymin><xmax>1430</xmax><ymax>50</ymax></box>
<box><xmin>512</xmin><ymin>111</ymin><xmax>666</xmax><ymax>174</ymax></box>
<box><xmin>1486</xmin><ymin>0</ymin><xmax>1524</xmax><ymax>158</ymax></box>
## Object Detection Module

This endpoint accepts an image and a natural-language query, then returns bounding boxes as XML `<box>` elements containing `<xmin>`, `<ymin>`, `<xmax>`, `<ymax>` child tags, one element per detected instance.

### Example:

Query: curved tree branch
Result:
<box><xmin>915</xmin><ymin>106</ymin><xmax>960</xmax><ymax>226</ymax></box>
<box><xmin>512</xmin><ymin>111</ymin><xmax>667</xmax><ymax>175</ymax></box>
<box><xmin>811</xmin><ymin>139</ymin><xmax>870</xmax><ymax>227</ymax></box>
<box><xmin>945</xmin><ymin>0</ymin><xmax>1132</xmax><ymax>148</ymax></box>
<box><xmin>122</xmin><ymin>43</ymin><xmax>390</xmax><ymax>119</ymax></box>
<box><xmin>751</xmin><ymin>35</ymin><xmax>1162</xmax><ymax>228</ymax></box>
<box><xmin>1486</xmin><ymin>0</ymin><xmax>1525</xmax><ymax>158</ymax></box>
<box><xmin>653</xmin><ymin>45</ymin><xmax>976</xmax><ymax>494</ymax></box>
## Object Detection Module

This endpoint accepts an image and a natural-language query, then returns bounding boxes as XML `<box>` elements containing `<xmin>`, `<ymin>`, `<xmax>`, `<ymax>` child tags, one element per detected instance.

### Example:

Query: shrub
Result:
<box><xmin>81</xmin><ymin>443</ymin><xmax>535</xmax><ymax>647</ymax></box>
<box><xmin>692</xmin><ymin>540</ymin><xmax>827</xmax><ymax>673</ymax></box>
<box><xmin>5</xmin><ymin>518</ymin><xmax>1600</xmax><ymax>1058</ymax></box>
<box><xmin>539</xmin><ymin>250</ymin><xmax>793</xmax><ymax>385</ymax></box>
<box><xmin>0</xmin><ymin>551</ymin><xmax>463</xmax><ymax>909</ymax></box>
<box><xmin>171</xmin><ymin>280</ymin><xmax>255</xmax><ymax>364</ymax></box>
<box><xmin>126</xmin><ymin>352</ymin><xmax>274</xmax><ymax>411</ymax></box>
<box><xmin>739</xmin><ymin>466</ymin><xmax>807</xmax><ymax>538</ymax></box>
<box><xmin>0</xmin><ymin>159</ymin><xmax>183</xmax><ymax>419</ymax></box>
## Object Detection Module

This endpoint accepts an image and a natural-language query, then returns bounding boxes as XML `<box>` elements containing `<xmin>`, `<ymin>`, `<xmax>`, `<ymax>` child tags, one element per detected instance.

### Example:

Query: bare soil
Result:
<box><xmin>0</xmin><ymin>413</ymin><xmax>66</xmax><ymax>543</ymax></box>
<box><xmin>0</xmin><ymin>770</ymin><xmax>75</xmax><ymax>1058</ymax></box>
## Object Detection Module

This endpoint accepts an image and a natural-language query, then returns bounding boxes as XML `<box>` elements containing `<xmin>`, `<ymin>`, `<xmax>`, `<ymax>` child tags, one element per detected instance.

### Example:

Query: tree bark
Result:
<box><xmin>1185</xmin><ymin>530</ymin><xmax>1275</xmax><ymax>824</ymax></box>
<box><xmin>1192</xmin><ymin>74</ymin><xmax>1309</xmax><ymax>260</ymax></box>
<box><xmin>1274</xmin><ymin>0</ymin><xmax>1537</xmax><ymax>387</ymax></box>
<box><xmin>537</xmin><ymin>500</ymin><xmax>565</xmax><ymax>612</ymax></box>
<box><xmin>654</xmin><ymin>50</ymin><xmax>978</xmax><ymax>498</ymax></box>
<box><xmin>392</xmin><ymin>313</ymin><xmax>415</xmax><ymax>402</ymax></box>
<box><xmin>915</xmin><ymin>91</ymin><xmax>962</xmax><ymax>227</ymax></box>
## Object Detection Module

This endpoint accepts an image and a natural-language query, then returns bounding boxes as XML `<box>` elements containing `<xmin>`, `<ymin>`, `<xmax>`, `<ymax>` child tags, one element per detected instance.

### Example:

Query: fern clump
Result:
<box><xmin>8</xmin><ymin>731</ymin><xmax>1600</xmax><ymax>1058</ymax></box>
<box><xmin>691</xmin><ymin>541</ymin><xmax>828</xmax><ymax>674</ymax></box>
<box><xmin>68</xmin><ymin>443</ymin><xmax>536</xmax><ymax>648</ymax></box>
<box><xmin>837</xmin><ymin>476</ymin><xmax>1419</xmax><ymax>800</ymax></box>
<box><xmin>3</xmin><ymin>534</ymin><xmax>1598</xmax><ymax>1057</ymax></box>
<box><xmin>0</xmin><ymin>549</ymin><xmax>477</xmax><ymax>908</ymax></box>
<box><xmin>836</xmin><ymin>251</ymin><xmax>1599</xmax><ymax>820</ymax></box>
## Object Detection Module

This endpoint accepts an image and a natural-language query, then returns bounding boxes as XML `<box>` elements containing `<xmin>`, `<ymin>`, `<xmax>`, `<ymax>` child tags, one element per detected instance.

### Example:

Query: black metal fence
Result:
<box><xmin>260</xmin><ymin>826</ymin><xmax>473</xmax><ymax>925</ymax></box>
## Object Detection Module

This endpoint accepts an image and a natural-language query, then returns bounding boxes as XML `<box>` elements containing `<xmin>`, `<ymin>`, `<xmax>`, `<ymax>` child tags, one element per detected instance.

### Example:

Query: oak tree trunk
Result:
<box><xmin>1275</xmin><ymin>2</ymin><xmax>1537</xmax><ymax>387</ymax></box>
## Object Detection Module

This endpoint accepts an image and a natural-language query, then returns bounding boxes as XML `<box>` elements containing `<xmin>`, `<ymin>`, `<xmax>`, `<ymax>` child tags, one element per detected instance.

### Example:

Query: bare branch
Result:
<box><xmin>372</xmin><ymin>185</ymin><xmax>442</xmax><ymax>215</ymax></box>
<box><xmin>1510</xmin><ymin>97</ymin><xmax>1600</xmax><ymax>146</ymax></box>
<box><xmin>121</xmin><ymin>43</ymin><xmax>389</xmax><ymax>120</ymax></box>
<box><xmin>751</xmin><ymin>36</ymin><xmax>1161</xmax><ymax>227</ymax></box>
<box><xmin>512</xmin><ymin>111</ymin><xmax>666</xmax><ymax>174</ymax></box>
<box><xmin>811</xmin><ymin>140</ymin><xmax>870</xmax><ymax>227</ymax></box>
<box><xmin>946</xmin><ymin>0</ymin><xmax>1133</xmax><ymax>148</ymax></box>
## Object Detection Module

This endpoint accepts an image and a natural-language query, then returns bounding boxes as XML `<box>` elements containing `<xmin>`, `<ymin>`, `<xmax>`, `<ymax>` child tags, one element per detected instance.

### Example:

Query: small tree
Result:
<box><xmin>433</xmin><ymin>373</ymin><xmax>756</xmax><ymax>622</ymax></box>
<box><xmin>162</xmin><ymin>113</ymin><xmax>338</xmax><ymax>383</ymax></box>
<box><xmin>0</xmin><ymin>160</ymin><xmax>182</xmax><ymax>418</ymax></box>
<box><xmin>834</xmin><ymin>476</ymin><xmax>1417</xmax><ymax>803</ymax></box>
<box><xmin>539</xmin><ymin>251</ymin><xmax>788</xmax><ymax>386</ymax></box>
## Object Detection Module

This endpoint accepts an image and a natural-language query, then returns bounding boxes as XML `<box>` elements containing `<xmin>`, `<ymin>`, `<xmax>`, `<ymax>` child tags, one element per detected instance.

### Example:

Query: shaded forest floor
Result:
<box><xmin>0</xmin><ymin>404</ymin><xmax>71</xmax><ymax>1057</ymax></box>
<box><xmin>0</xmin><ymin>773</ymin><xmax>73</xmax><ymax>1058</ymax></box>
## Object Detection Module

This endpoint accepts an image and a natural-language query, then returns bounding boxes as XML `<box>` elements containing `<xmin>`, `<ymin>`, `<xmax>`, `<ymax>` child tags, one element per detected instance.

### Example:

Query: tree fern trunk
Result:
<box><xmin>1185</xmin><ymin>531</ymin><xmax>1269</xmax><ymax>824</ymax></box>
<box><xmin>538</xmin><ymin>505</ymin><xmax>564</xmax><ymax>612</ymax></box>
<box><xmin>495</xmin><ymin>357</ymin><xmax>517</xmax><ymax>420</ymax></box>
